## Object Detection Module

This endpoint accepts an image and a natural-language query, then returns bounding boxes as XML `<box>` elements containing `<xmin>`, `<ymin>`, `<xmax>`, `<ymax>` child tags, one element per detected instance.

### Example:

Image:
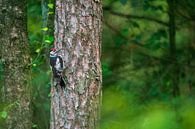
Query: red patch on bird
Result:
<box><xmin>51</xmin><ymin>48</ymin><xmax>56</xmax><ymax>52</ymax></box>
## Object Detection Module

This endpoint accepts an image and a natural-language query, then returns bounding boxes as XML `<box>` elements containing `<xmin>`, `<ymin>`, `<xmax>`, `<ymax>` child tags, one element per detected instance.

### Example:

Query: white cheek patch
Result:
<box><xmin>55</xmin><ymin>58</ymin><xmax>63</xmax><ymax>71</ymax></box>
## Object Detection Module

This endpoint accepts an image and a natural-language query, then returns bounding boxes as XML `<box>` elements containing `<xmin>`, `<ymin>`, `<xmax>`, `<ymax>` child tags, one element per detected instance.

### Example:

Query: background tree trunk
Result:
<box><xmin>167</xmin><ymin>0</ymin><xmax>180</xmax><ymax>97</ymax></box>
<box><xmin>50</xmin><ymin>0</ymin><xmax>102</xmax><ymax>129</ymax></box>
<box><xmin>0</xmin><ymin>0</ymin><xmax>32</xmax><ymax>128</ymax></box>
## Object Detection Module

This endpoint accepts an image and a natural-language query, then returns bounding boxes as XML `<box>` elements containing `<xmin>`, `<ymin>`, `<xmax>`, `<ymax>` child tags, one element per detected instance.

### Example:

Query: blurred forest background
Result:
<box><xmin>1</xmin><ymin>0</ymin><xmax>195</xmax><ymax>129</ymax></box>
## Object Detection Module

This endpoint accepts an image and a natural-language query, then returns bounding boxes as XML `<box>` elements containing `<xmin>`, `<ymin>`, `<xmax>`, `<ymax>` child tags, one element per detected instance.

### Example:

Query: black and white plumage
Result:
<box><xmin>49</xmin><ymin>48</ymin><xmax>65</xmax><ymax>87</ymax></box>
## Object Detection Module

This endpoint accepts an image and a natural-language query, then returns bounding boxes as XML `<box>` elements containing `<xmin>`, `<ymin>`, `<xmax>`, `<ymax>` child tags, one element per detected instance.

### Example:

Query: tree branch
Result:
<box><xmin>104</xmin><ymin>20</ymin><xmax>170</xmax><ymax>62</ymax></box>
<box><xmin>104</xmin><ymin>7</ymin><xmax>169</xmax><ymax>27</ymax></box>
<box><xmin>104</xmin><ymin>20</ymin><xmax>144</xmax><ymax>47</ymax></box>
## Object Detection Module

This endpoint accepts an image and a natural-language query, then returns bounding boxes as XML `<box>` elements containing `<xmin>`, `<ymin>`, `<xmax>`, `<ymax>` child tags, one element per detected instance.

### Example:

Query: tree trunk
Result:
<box><xmin>167</xmin><ymin>0</ymin><xmax>180</xmax><ymax>97</ymax></box>
<box><xmin>50</xmin><ymin>0</ymin><xmax>102</xmax><ymax>129</ymax></box>
<box><xmin>41</xmin><ymin>0</ymin><xmax>54</xmax><ymax>64</ymax></box>
<box><xmin>0</xmin><ymin>0</ymin><xmax>32</xmax><ymax>129</ymax></box>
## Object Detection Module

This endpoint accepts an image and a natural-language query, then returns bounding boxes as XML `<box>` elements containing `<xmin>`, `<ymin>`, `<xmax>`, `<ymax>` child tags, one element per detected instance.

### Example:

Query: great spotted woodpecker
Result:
<box><xmin>50</xmin><ymin>48</ymin><xmax>65</xmax><ymax>88</ymax></box>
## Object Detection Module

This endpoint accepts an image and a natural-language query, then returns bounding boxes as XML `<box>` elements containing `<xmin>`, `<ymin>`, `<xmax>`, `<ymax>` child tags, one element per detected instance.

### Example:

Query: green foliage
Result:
<box><xmin>41</xmin><ymin>27</ymin><xmax>48</xmax><ymax>31</ymax></box>
<box><xmin>27</xmin><ymin>0</ymin><xmax>54</xmax><ymax>128</ymax></box>
<box><xmin>145</xmin><ymin>29</ymin><xmax>168</xmax><ymax>49</ymax></box>
<box><xmin>100</xmin><ymin>87</ymin><xmax>195</xmax><ymax>129</ymax></box>
<box><xmin>101</xmin><ymin>0</ymin><xmax>195</xmax><ymax>128</ymax></box>
<box><xmin>48</xmin><ymin>11</ymin><xmax>54</xmax><ymax>15</ymax></box>
<box><xmin>138</xmin><ymin>108</ymin><xmax>177</xmax><ymax>129</ymax></box>
<box><xmin>0</xmin><ymin>111</ymin><xmax>7</xmax><ymax>119</ymax></box>
<box><xmin>31</xmin><ymin>70</ymin><xmax>51</xmax><ymax>129</ymax></box>
<box><xmin>120</xmin><ymin>0</ymin><xmax>128</xmax><ymax>5</ymax></box>
<box><xmin>45</xmin><ymin>35</ymin><xmax>54</xmax><ymax>44</ymax></box>
<box><xmin>32</xmin><ymin>123</ymin><xmax>38</xmax><ymax>129</ymax></box>
<box><xmin>102</xmin><ymin>63</ymin><xmax>112</xmax><ymax>78</ymax></box>
<box><xmin>131</xmin><ymin>0</ymin><xmax>144</xmax><ymax>8</ymax></box>
<box><xmin>0</xmin><ymin>59</ymin><xmax>4</xmax><ymax>90</ymax></box>
<box><xmin>47</xmin><ymin>3</ymin><xmax>54</xmax><ymax>9</ymax></box>
<box><xmin>35</xmin><ymin>48</ymin><xmax>41</xmax><ymax>53</ymax></box>
<box><xmin>2</xmin><ymin>0</ymin><xmax>192</xmax><ymax>128</ymax></box>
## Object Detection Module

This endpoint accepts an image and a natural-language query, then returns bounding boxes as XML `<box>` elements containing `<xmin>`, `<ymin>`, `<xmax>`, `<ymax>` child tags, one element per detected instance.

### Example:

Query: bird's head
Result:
<box><xmin>50</xmin><ymin>48</ymin><xmax>57</xmax><ymax>56</ymax></box>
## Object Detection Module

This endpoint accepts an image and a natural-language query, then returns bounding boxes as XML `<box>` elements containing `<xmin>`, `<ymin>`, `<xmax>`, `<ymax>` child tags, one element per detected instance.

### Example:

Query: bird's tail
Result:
<box><xmin>60</xmin><ymin>77</ymin><xmax>66</xmax><ymax>88</ymax></box>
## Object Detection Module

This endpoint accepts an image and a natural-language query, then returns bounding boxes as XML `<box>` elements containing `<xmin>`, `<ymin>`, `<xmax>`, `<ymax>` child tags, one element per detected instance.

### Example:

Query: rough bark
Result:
<box><xmin>0</xmin><ymin>0</ymin><xmax>32</xmax><ymax>128</ymax></box>
<box><xmin>50</xmin><ymin>0</ymin><xmax>102</xmax><ymax>129</ymax></box>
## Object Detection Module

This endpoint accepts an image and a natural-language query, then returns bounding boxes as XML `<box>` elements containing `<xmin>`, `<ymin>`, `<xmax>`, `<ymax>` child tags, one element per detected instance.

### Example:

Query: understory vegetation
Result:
<box><xmin>0</xmin><ymin>0</ymin><xmax>195</xmax><ymax>129</ymax></box>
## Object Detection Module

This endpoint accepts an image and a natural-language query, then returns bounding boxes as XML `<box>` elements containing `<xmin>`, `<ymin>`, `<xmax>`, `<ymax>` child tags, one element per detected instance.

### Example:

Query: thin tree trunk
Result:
<box><xmin>50</xmin><ymin>0</ymin><xmax>102</xmax><ymax>129</ymax></box>
<box><xmin>41</xmin><ymin>0</ymin><xmax>54</xmax><ymax>64</ymax></box>
<box><xmin>42</xmin><ymin>0</ymin><xmax>49</xmax><ymax>29</ymax></box>
<box><xmin>0</xmin><ymin>0</ymin><xmax>32</xmax><ymax>128</ymax></box>
<box><xmin>167</xmin><ymin>0</ymin><xmax>180</xmax><ymax>97</ymax></box>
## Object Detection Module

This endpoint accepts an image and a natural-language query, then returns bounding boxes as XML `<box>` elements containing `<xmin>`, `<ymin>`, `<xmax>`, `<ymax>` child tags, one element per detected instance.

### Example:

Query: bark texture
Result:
<box><xmin>0</xmin><ymin>0</ymin><xmax>31</xmax><ymax>128</ymax></box>
<box><xmin>50</xmin><ymin>0</ymin><xmax>102</xmax><ymax>129</ymax></box>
